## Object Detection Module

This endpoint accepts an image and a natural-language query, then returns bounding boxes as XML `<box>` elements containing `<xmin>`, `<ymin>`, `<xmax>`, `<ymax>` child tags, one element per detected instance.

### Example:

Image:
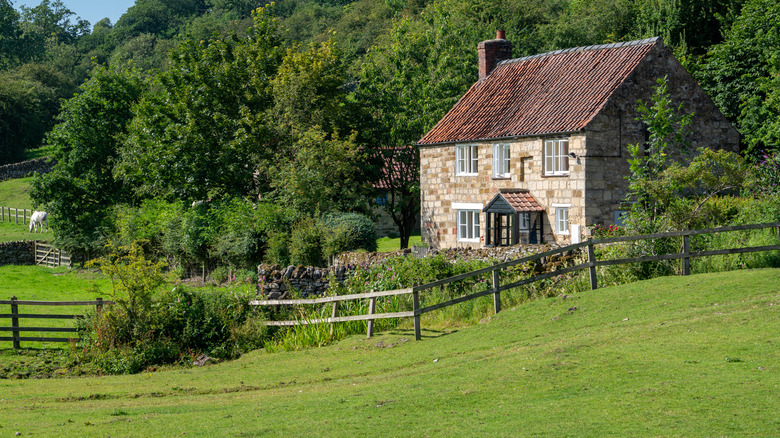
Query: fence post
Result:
<box><xmin>15</xmin><ymin>208</ymin><xmax>18</xmax><ymax>225</ymax></box>
<box><xmin>96</xmin><ymin>297</ymin><xmax>104</xmax><ymax>314</ymax></box>
<box><xmin>683</xmin><ymin>234</ymin><xmax>690</xmax><ymax>276</ymax></box>
<box><xmin>588</xmin><ymin>239</ymin><xmax>598</xmax><ymax>290</ymax></box>
<box><xmin>492</xmin><ymin>262</ymin><xmax>501</xmax><ymax>314</ymax></box>
<box><xmin>329</xmin><ymin>301</ymin><xmax>338</xmax><ymax>340</ymax></box>
<box><xmin>366</xmin><ymin>293</ymin><xmax>376</xmax><ymax>339</ymax></box>
<box><xmin>412</xmin><ymin>290</ymin><xmax>421</xmax><ymax>341</ymax></box>
<box><xmin>11</xmin><ymin>296</ymin><xmax>20</xmax><ymax>349</ymax></box>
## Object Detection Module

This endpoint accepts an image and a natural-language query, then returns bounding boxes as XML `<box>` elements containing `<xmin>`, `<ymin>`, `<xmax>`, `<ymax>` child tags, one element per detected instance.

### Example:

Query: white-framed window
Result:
<box><xmin>544</xmin><ymin>138</ymin><xmax>569</xmax><ymax>176</ymax></box>
<box><xmin>456</xmin><ymin>144</ymin><xmax>479</xmax><ymax>175</ymax></box>
<box><xmin>454</xmin><ymin>203</ymin><xmax>482</xmax><ymax>242</ymax></box>
<box><xmin>493</xmin><ymin>143</ymin><xmax>510</xmax><ymax>178</ymax></box>
<box><xmin>553</xmin><ymin>204</ymin><xmax>570</xmax><ymax>235</ymax></box>
<box><xmin>519</xmin><ymin>212</ymin><xmax>530</xmax><ymax>230</ymax></box>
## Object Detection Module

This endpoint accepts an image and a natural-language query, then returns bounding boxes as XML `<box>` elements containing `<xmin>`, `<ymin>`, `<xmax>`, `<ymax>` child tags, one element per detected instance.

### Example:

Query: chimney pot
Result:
<box><xmin>496</xmin><ymin>30</ymin><xmax>505</xmax><ymax>40</ymax></box>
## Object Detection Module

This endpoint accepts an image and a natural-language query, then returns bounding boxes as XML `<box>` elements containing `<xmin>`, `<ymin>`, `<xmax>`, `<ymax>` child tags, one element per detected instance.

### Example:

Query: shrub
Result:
<box><xmin>322</xmin><ymin>212</ymin><xmax>378</xmax><ymax>256</ymax></box>
<box><xmin>290</xmin><ymin>217</ymin><xmax>324</xmax><ymax>266</ymax></box>
<box><xmin>265</xmin><ymin>232</ymin><xmax>291</xmax><ymax>266</ymax></box>
<box><xmin>74</xmin><ymin>286</ymin><xmax>268</xmax><ymax>374</ymax></box>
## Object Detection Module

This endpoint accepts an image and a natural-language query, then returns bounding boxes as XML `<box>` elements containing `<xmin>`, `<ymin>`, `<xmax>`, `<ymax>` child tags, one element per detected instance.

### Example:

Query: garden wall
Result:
<box><xmin>0</xmin><ymin>240</ymin><xmax>36</xmax><ymax>266</ymax></box>
<box><xmin>0</xmin><ymin>157</ymin><xmax>55</xmax><ymax>182</ymax></box>
<box><xmin>257</xmin><ymin>244</ymin><xmax>579</xmax><ymax>298</ymax></box>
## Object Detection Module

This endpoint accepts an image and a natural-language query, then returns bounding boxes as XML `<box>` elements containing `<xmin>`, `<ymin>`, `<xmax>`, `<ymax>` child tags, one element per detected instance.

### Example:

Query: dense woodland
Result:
<box><xmin>1</xmin><ymin>0</ymin><xmax>779</xmax><ymax>266</ymax></box>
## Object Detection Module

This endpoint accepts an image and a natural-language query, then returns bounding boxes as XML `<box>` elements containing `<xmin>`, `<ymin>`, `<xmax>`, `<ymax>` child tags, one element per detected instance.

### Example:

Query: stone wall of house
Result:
<box><xmin>372</xmin><ymin>204</ymin><xmax>420</xmax><ymax>238</ymax></box>
<box><xmin>0</xmin><ymin>158</ymin><xmax>54</xmax><ymax>182</ymax></box>
<box><xmin>420</xmin><ymin>133</ymin><xmax>587</xmax><ymax>250</ymax></box>
<box><xmin>0</xmin><ymin>241</ymin><xmax>36</xmax><ymax>266</ymax></box>
<box><xmin>582</xmin><ymin>42</ymin><xmax>740</xmax><ymax>227</ymax></box>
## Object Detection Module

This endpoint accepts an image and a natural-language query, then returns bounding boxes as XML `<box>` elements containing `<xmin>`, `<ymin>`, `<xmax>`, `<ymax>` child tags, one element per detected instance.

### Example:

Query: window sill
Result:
<box><xmin>456</xmin><ymin>173</ymin><xmax>479</xmax><ymax>177</ymax></box>
<box><xmin>542</xmin><ymin>173</ymin><xmax>570</xmax><ymax>178</ymax></box>
<box><xmin>492</xmin><ymin>176</ymin><xmax>510</xmax><ymax>180</ymax></box>
<box><xmin>457</xmin><ymin>238</ymin><xmax>480</xmax><ymax>243</ymax></box>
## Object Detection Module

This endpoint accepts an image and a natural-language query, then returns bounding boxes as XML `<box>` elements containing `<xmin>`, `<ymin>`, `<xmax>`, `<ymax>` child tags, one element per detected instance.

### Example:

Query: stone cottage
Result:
<box><xmin>418</xmin><ymin>32</ymin><xmax>739</xmax><ymax>249</ymax></box>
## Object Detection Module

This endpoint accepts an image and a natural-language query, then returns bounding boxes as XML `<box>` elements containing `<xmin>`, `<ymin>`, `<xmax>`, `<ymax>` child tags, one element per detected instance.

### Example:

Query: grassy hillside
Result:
<box><xmin>0</xmin><ymin>177</ymin><xmax>34</xmax><ymax>209</ymax></box>
<box><xmin>1</xmin><ymin>269</ymin><xmax>777</xmax><ymax>436</ymax></box>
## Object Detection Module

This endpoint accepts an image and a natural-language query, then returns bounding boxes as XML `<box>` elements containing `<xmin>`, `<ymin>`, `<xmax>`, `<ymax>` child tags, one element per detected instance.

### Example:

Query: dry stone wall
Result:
<box><xmin>257</xmin><ymin>243</ymin><xmax>579</xmax><ymax>299</ymax></box>
<box><xmin>0</xmin><ymin>158</ymin><xmax>55</xmax><ymax>182</ymax></box>
<box><xmin>0</xmin><ymin>241</ymin><xmax>36</xmax><ymax>266</ymax></box>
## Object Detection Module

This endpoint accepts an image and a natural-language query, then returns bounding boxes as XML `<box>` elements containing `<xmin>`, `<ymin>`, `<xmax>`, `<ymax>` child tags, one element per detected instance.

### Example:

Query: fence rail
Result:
<box><xmin>0</xmin><ymin>297</ymin><xmax>112</xmax><ymax>348</ymax></box>
<box><xmin>0</xmin><ymin>206</ymin><xmax>36</xmax><ymax>226</ymax></box>
<box><xmin>251</xmin><ymin>222</ymin><xmax>780</xmax><ymax>341</ymax></box>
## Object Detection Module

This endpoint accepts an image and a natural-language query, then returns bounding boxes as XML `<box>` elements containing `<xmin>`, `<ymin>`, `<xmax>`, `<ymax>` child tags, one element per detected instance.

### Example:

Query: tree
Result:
<box><xmin>118</xmin><ymin>6</ymin><xmax>284</xmax><ymax>202</ymax></box>
<box><xmin>0</xmin><ymin>63</ymin><xmax>75</xmax><ymax>164</ymax></box>
<box><xmin>626</xmin><ymin>77</ymin><xmax>693</xmax><ymax>227</ymax></box>
<box><xmin>30</xmin><ymin>64</ymin><xmax>147</xmax><ymax>257</ymax></box>
<box><xmin>700</xmin><ymin>0</ymin><xmax>780</xmax><ymax>155</ymax></box>
<box><xmin>625</xmin><ymin>76</ymin><xmax>747</xmax><ymax>232</ymax></box>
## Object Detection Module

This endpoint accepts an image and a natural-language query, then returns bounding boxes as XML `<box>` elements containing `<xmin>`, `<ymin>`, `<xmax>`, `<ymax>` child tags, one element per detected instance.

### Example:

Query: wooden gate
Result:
<box><xmin>35</xmin><ymin>242</ymin><xmax>71</xmax><ymax>268</ymax></box>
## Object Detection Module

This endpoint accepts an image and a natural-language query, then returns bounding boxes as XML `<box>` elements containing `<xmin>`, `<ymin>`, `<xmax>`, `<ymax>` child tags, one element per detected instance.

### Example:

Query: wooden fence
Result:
<box><xmin>251</xmin><ymin>222</ymin><xmax>780</xmax><ymax>341</ymax></box>
<box><xmin>0</xmin><ymin>297</ymin><xmax>112</xmax><ymax>348</ymax></box>
<box><xmin>35</xmin><ymin>242</ymin><xmax>71</xmax><ymax>268</ymax></box>
<box><xmin>0</xmin><ymin>206</ymin><xmax>37</xmax><ymax>226</ymax></box>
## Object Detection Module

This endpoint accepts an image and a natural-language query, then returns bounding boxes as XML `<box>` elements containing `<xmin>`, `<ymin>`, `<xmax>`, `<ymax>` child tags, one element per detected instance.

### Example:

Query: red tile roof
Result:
<box><xmin>483</xmin><ymin>189</ymin><xmax>544</xmax><ymax>213</ymax></box>
<box><xmin>419</xmin><ymin>38</ymin><xmax>659</xmax><ymax>145</ymax></box>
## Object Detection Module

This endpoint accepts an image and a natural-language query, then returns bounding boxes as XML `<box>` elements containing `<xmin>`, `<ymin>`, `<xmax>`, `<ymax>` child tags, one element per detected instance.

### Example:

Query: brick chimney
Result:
<box><xmin>478</xmin><ymin>30</ymin><xmax>513</xmax><ymax>80</ymax></box>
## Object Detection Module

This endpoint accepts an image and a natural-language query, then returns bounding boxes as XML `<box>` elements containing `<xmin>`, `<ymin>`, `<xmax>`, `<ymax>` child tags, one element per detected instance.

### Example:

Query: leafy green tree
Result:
<box><xmin>270</xmin><ymin>127</ymin><xmax>370</xmax><ymax>214</ymax></box>
<box><xmin>30</xmin><ymin>64</ymin><xmax>147</xmax><ymax>257</ymax></box>
<box><xmin>626</xmin><ymin>77</ymin><xmax>693</xmax><ymax>226</ymax></box>
<box><xmin>118</xmin><ymin>6</ymin><xmax>284</xmax><ymax>201</ymax></box>
<box><xmin>0</xmin><ymin>0</ymin><xmax>24</xmax><ymax>69</ymax></box>
<box><xmin>699</xmin><ymin>0</ymin><xmax>780</xmax><ymax>155</ymax></box>
<box><xmin>0</xmin><ymin>63</ymin><xmax>75</xmax><ymax>163</ymax></box>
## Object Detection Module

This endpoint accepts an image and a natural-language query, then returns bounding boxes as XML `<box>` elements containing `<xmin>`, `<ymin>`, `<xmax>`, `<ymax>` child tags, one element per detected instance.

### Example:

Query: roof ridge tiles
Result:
<box><xmin>498</xmin><ymin>37</ymin><xmax>660</xmax><ymax>67</ymax></box>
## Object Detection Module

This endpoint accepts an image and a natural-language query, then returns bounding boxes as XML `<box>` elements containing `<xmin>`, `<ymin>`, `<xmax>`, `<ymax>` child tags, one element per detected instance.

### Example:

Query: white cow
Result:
<box><xmin>29</xmin><ymin>211</ymin><xmax>48</xmax><ymax>233</ymax></box>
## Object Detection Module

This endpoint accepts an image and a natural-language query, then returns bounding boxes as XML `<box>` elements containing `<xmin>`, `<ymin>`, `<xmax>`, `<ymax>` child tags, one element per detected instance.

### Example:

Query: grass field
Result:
<box><xmin>376</xmin><ymin>233</ymin><xmax>422</xmax><ymax>252</ymax></box>
<box><xmin>0</xmin><ymin>177</ymin><xmax>34</xmax><ymax>209</ymax></box>
<box><xmin>1</xmin><ymin>268</ymin><xmax>777</xmax><ymax>436</ymax></box>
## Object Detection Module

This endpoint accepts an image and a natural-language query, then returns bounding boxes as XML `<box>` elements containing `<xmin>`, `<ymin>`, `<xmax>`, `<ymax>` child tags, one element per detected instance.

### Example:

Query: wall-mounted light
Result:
<box><xmin>568</xmin><ymin>152</ymin><xmax>577</xmax><ymax>159</ymax></box>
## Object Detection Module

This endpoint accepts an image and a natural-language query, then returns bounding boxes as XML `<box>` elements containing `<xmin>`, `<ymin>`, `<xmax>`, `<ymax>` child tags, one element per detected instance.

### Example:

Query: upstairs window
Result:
<box><xmin>456</xmin><ymin>144</ymin><xmax>479</xmax><ymax>175</ymax></box>
<box><xmin>493</xmin><ymin>144</ymin><xmax>511</xmax><ymax>178</ymax></box>
<box><xmin>544</xmin><ymin>139</ymin><xmax>569</xmax><ymax>176</ymax></box>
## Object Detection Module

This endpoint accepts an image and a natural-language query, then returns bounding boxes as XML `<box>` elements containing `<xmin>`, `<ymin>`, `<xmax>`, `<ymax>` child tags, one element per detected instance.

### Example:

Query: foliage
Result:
<box><xmin>265</xmin><ymin>232</ymin><xmax>292</xmax><ymax>266</ymax></box>
<box><xmin>0</xmin><ymin>64</ymin><xmax>76</xmax><ymax>164</ymax></box>
<box><xmin>625</xmin><ymin>76</ymin><xmax>693</xmax><ymax>228</ymax></box>
<box><xmin>30</xmin><ymin>64</ymin><xmax>147</xmax><ymax>257</ymax></box>
<box><xmin>74</xmin><ymin>285</ymin><xmax>267</xmax><ymax>374</ymax></box>
<box><xmin>270</xmin><ymin>127</ymin><xmax>371</xmax><ymax>215</ymax></box>
<box><xmin>86</xmin><ymin>241</ymin><xmax>167</xmax><ymax>325</ymax></box>
<box><xmin>700</xmin><ymin>0</ymin><xmax>780</xmax><ymax>155</ymax></box>
<box><xmin>322</xmin><ymin>211</ymin><xmax>378</xmax><ymax>255</ymax></box>
<box><xmin>747</xmin><ymin>150</ymin><xmax>780</xmax><ymax>196</ymax></box>
<box><xmin>289</xmin><ymin>217</ymin><xmax>325</xmax><ymax>266</ymax></box>
<box><xmin>118</xmin><ymin>5</ymin><xmax>284</xmax><ymax>201</ymax></box>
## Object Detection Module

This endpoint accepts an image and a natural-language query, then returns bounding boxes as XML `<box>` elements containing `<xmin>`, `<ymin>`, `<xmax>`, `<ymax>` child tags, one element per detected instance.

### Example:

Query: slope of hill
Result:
<box><xmin>1</xmin><ymin>269</ymin><xmax>777</xmax><ymax>436</ymax></box>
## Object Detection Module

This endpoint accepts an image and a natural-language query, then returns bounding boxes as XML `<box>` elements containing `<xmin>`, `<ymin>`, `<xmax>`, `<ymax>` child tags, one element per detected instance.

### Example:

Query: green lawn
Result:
<box><xmin>376</xmin><ymin>233</ymin><xmax>422</xmax><ymax>252</ymax></box>
<box><xmin>1</xmin><ymin>268</ymin><xmax>777</xmax><ymax>436</ymax></box>
<box><xmin>0</xmin><ymin>266</ymin><xmax>110</xmax><ymax>351</ymax></box>
<box><xmin>0</xmin><ymin>177</ymin><xmax>34</xmax><ymax>209</ymax></box>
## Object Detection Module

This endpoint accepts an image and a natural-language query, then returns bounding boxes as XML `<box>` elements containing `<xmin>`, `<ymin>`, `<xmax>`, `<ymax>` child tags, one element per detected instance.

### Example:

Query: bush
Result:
<box><xmin>265</xmin><ymin>232</ymin><xmax>291</xmax><ymax>266</ymax></box>
<box><xmin>74</xmin><ymin>286</ymin><xmax>268</xmax><ymax>374</ymax></box>
<box><xmin>322</xmin><ymin>212</ymin><xmax>378</xmax><ymax>256</ymax></box>
<box><xmin>290</xmin><ymin>217</ymin><xmax>324</xmax><ymax>266</ymax></box>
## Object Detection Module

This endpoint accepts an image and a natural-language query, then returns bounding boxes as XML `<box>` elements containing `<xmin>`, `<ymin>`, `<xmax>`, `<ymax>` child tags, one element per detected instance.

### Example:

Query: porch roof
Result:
<box><xmin>482</xmin><ymin>189</ymin><xmax>544</xmax><ymax>214</ymax></box>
